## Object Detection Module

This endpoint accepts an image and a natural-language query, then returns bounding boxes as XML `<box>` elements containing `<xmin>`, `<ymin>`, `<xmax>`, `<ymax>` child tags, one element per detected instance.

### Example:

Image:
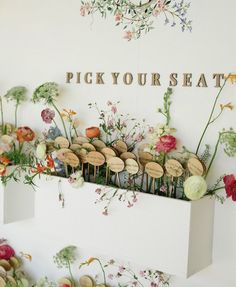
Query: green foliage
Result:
<box><xmin>157</xmin><ymin>87</ymin><xmax>173</xmax><ymax>125</ymax></box>
<box><xmin>32</xmin><ymin>82</ymin><xmax>59</xmax><ymax>105</ymax></box>
<box><xmin>53</xmin><ymin>246</ymin><xmax>77</xmax><ymax>269</ymax></box>
<box><xmin>33</xmin><ymin>277</ymin><xmax>57</xmax><ymax>287</ymax></box>
<box><xmin>200</xmin><ymin>144</ymin><xmax>211</xmax><ymax>165</ymax></box>
<box><xmin>4</xmin><ymin>86</ymin><xmax>27</xmax><ymax>105</ymax></box>
<box><xmin>220</xmin><ymin>128</ymin><xmax>236</xmax><ymax>157</ymax></box>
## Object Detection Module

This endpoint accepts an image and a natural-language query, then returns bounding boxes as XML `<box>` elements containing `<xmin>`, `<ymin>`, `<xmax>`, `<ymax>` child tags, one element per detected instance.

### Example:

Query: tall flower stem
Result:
<box><xmin>205</xmin><ymin>134</ymin><xmax>221</xmax><ymax>178</ymax></box>
<box><xmin>52</xmin><ymin>102</ymin><xmax>69</xmax><ymax>139</ymax></box>
<box><xmin>96</xmin><ymin>259</ymin><xmax>106</xmax><ymax>286</ymax></box>
<box><xmin>67</xmin><ymin>260</ymin><xmax>76</xmax><ymax>287</ymax></box>
<box><xmin>196</xmin><ymin>76</ymin><xmax>229</xmax><ymax>155</ymax></box>
<box><xmin>15</xmin><ymin>103</ymin><xmax>19</xmax><ymax>127</ymax></box>
<box><xmin>0</xmin><ymin>96</ymin><xmax>4</xmax><ymax>133</ymax></box>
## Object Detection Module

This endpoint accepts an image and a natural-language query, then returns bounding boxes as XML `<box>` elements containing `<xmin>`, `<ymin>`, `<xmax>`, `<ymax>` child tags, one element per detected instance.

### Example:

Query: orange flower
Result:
<box><xmin>31</xmin><ymin>163</ymin><xmax>46</xmax><ymax>174</ymax></box>
<box><xmin>46</xmin><ymin>155</ymin><xmax>54</xmax><ymax>169</ymax></box>
<box><xmin>0</xmin><ymin>164</ymin><xmax>6</xmax><ymax>176</ymax></box>
<box><xmin>61</xmin><ymin>109</ymin><xmax>77</xmax><ymax>117</ymax></box>
<box><xmin>225</xmin><ymin>74</ymin><xmax>236</xmax><ymax>84</ymax></box>
<box><xmin>220</xmin><ymin>102</ymin><xmax>234</xmax><ymax>111</ymax></box>
<box><xmin>85</xmin><ymin>126</ymin><xmax>100</xmax><ymax>138</ymax></box>
<box><xmin>16</xmin><ymin>127</ymin><xmax>35</xmax><ymax>142</ymax></box>
<box><xmin>0</xmin><ymin>156</ymin><xmax>11</xmax><ymax>165</ymax></box>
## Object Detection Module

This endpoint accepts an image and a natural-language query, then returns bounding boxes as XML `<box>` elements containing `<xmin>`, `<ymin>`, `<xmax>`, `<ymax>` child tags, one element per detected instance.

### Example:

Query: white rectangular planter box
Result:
<box><xmin>34</xmin><ymin>176</ymin><xmax>215</xmax><ymax>278</ymax></box>
<box><xmin>0</xmin><ymin>168</ymin><xmax>35</xmax><ymax>224</ymax></box>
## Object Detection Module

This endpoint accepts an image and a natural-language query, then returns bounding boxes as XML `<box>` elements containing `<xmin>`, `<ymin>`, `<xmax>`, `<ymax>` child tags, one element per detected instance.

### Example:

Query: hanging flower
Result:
<box><xmin>184</xmin><ymin>176</ymin><xmax>207</xmax><ymax>200</ymax></box>
<box><xmin>223</xmin><ymin>174</ymin><xmax>236</xmax><ymax>201</ymax></box>
<box><xmin>16</xmin><ymin>127</ymin><xmax>35</xmax><ymax>142</ymax></box>
<box><xmin>0</xmin><ymin>244</ymin><xmax>15</xmax><ymax>260</ymax></box>
<box><xmin>41</xmin><ymin>108</ymin><xmax>55</xmax><ymax>124</ymax></box>
<box><xmin>155</xmin><ymin>135</ymin><xmax>176</xmax><ymax>153</ymax></box>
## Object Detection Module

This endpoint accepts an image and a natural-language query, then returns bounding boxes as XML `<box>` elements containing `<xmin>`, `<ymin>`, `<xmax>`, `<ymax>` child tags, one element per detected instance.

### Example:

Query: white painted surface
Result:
<box><xmin>0</xmin><ymin>0</ymin><xmax>236</xmax><ymax>286</ymax></box>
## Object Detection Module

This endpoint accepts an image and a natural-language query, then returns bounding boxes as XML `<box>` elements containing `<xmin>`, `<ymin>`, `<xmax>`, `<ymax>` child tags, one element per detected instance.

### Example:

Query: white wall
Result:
<box><xmin>0</xmin><ymin>0</ymin><xmax>236</xmax><ymax>286</ymax></box>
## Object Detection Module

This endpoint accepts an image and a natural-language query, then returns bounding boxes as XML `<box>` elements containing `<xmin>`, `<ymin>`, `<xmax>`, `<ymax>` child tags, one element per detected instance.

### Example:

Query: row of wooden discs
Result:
<box><xmin>0</xmin><ymin>257</ymin><xmax>28</xmax><ymax>287</ymax></box>
<box><xmin>53</xmin><ymin>136</ymin><xmax>206</xmax><ymax>181</ymax></box>
<box><xmin>59</xmin><ymin>276</ymin><xmax>105</xmax><ymax>287</ymax></box>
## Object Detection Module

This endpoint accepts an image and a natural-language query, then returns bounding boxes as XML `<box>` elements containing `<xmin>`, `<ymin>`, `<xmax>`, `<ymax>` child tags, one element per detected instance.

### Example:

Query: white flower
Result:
<box><xmin>184</xmin><ymin>176</ymin><xmax>207</xmax><ymax>200</ymax></box>
<box><xmin>36</xmin><ymin>143</ymin><xmax>47</xmax><ymax>160</ymax></box>
<box><xmin>68</xmin><ymin>171</ymin><xmax>84</xmax><ymax>188</ymax></box>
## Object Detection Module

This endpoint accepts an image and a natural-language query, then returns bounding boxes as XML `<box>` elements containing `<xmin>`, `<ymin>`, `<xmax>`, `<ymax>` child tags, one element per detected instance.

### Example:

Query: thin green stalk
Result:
<box><xmin>96</xmin><ymin>259</ymin><xmax>106</xmax><ymax>286</ymax></box>
<box><xmin>0</xmin><ymin>96</ymin><xmax>4</xmax><ymax>133</ymax></box>
<box><xmin>67</xmin><ymin>260</ymin><xmax>76</xmax><ymax>287</ymax></box>
<box><xmin>15</xmin><ymin>103</ymin><xmax>19</xmax><ymax>127</ymax></box>
<box><xmin>207</xmin><ymin>186</ymin><xmax>224</xmax><ymax>194</ymax></box>
<box><xmin>52</xmin><ymin>118</ymin><xmax>59</xmax><ymax>129</ymax></box>
<box><xmin>196</xmin><ymin>76</ymin><xmax>229</xmax><ymax>155</ymax></box>
<box><xmin>52</xmin><ymin>102</ymin><xmax>69</xmax><ymax>139</ymax></box>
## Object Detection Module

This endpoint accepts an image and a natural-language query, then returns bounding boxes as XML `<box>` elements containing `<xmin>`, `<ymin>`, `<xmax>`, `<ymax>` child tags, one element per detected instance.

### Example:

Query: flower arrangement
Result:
<box><xmin>0</xmin><ymin>239</ymin><xmax>30</xmax><ymax>287</ymax></box>
<box><xmin>80</xmin><ymin>0</ymin><xmax>192</xmax><ymax>40</ymax></box>
<box><xmin>0</xmin><ymin>87</ymin><xmax>36</xmax><ymax>185</ymax></box>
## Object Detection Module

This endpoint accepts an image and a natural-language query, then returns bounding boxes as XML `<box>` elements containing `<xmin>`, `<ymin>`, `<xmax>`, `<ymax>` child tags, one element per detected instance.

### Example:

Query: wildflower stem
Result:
<box><xmin>52</xmin><ymin>102</ymin><xmax>69</xmax><ymax>139</ymax></box>
<box><xmin>67</xmin><ymin>260</ymin><xmax>76</xmax><ymax>287</ymax></box>
<box><xmin>96</xmin><ymin>258</ymin><xmax>107</xmax><ymax>286</ymax></box>
<box><xmin>0</xmin><ymin>97</ymin><xmax>4</xmax><ymax>133</ymax></box>
<box><xmin>196</xmin><ymin>76</ymin><xmax>229</xmax><ymax>155</ymax></box>
<box><xmin>205</xmin><ymin>134</ymin><xmax>221</xmax><ymax>178</ymax></box>
<box><xmin>15</xmin><ymin>103</ymin><xmax>19</xmax><ymax>127</ymax></box>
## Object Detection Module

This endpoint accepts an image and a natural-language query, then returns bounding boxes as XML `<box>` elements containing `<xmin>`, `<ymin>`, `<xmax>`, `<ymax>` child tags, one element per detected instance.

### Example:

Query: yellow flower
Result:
<box><xmin>225</xmin><ymin>74</ymin><xmax>236</xmax><ymax>83</ymax></box>
<box><xmin>79</xmin><ymin>257</ymin><xmax>97</xmax><ymax>269</ymax></box>
<box><xmin>220</xmin><ymin>102</ymin><xmax>234</xmax><ymax>111</ymax></box>
<box><xmin>20</xmin><ymin>252</ymin><xmax>32</xmax><ymax>261</ymax></box>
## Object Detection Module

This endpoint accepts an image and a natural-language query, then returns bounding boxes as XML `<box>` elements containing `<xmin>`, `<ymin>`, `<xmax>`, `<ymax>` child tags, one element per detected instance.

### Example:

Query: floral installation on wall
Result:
<box><xmin>32</xmin><ymin>245</ymin><xmax>170</xmax><ymax>287</ymax></box>
<box><xmin>0</xmin><ymin>74</ymin><xmax>236</xmax><ymax>215</ymax></box>
<box><xmin>80</xmin><ymin>0</ymin><xmax>192</xmax><ymax>40</ymax></box>
<box><xmin>0</xmin><ymin>238</ymin><xmax>30</xmax><ymax>287</ymax></box>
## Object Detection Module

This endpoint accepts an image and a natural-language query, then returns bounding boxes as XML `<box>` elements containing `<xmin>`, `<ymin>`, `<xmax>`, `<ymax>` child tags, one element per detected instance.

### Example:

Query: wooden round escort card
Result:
<box><xmin>70</xmin><ymin>143</ymin><xmax>81</xmax><ymax>153</ymax></box>
<box><xmin>138</xmin><ymin>151</ymin><xmax>153</xmax><ymax>167</ymax></box>
<box><xmin>187</xmin><ymin>157</ymin><xmax>205</xmax><ymax>176</ymax></box>
<box><xmin>165</xmin><ymin>159</ymin><xmax>183</xmax><ymax>177</ymax></box>
<box><xmin>73</xmin><ymin>136</ymin><xmax>89</xmax><ymax>145</ymax></box>
<box><xmin>86</xmin><ymin>151</ymin><xmax>105</xmax><ymax>166</ymax></box>
<box><xmin>56</xmin><ymin>148</ymin><xmax>72</xmax><ymax>161</ymax></box>
<box><xmin>125</xmin><ymin>158</ymin><xmax>139</xmax><ymax>175</ymax></box>
<box><xmin>64</xmin><ymin>152</ymin><xmax>80</xmax><ymax>167</ymax></box>
<box><xmin>101</xmin><ymin>147</ymin><xmax>116</xmax><ymax>161</ymax></box>
<box><xmin>79</xmin><ymin>275</ymin><xmax>94</xmax><ymax>287</ymax></box>
<box><xmin>145</xmin><ymin>162</ymin><xmax>164</xmax><ymax>178</ymax></box>
<box><xmin>82</xmin><ymin>142</ymin><xmax>96</xmax><ymax>151</ymax></box>
<box><xmin>138</xmin><ymin>143</ymin><xmax>149</xmax><ymax>153</ymax></box>
<box><xmin>120</xmin><ymin>151</ymin><xmax>136</xmax><ymax>161</ymax></box>
<box><xmin>78</xmin><ymin>148</ymin><xmax>88</xmax><ymax>163</ymax></box>
<box><xmin>92</xmin><ymin>139</ymin><xmax>106</xmax><ymax>151</ymax></box>
<box><xmin>54</xmin><ymin>136</ymin><xmax>70</xmax><ymax>148</ymax></box>
<box><xmin>113</xmin><ymin>140</ymin><xmax>128</xmax><ymax>154</ymax></box>
<box><xmin>0</xmin><ymin>277</ymin><xmax>6</xmax><ymax>287</ymax></box>
<box><xmin>107</xmin><ymin>157</ymin><xmax>125</xmax><ymax>173</ymax></box>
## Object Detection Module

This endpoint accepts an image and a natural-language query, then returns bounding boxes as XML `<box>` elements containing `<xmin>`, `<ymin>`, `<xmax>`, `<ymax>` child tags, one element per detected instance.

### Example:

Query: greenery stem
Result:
<box><xmin>96</xmin><ymin>259</ymin><xmax>107</xmax><ymax>286</ymax></box>
<box><xmin>196</xmin><ymin>77</ymin><xmax>228</xmax><ymax>155</ymax></box>
<box><xmin>67</xmin><ymin>260</ymin><xmax>76</xmax><ymax>287</ymax></box>
<box><xmin>208</xmin><ymin>186</ymin><xmax>225</xmax><ymax>193</ymax></box>
<box><xmin>52</xmin><ymin>102</ymin><xmax>69</xmax><ymax>139</ymax></box>
<box><xmin>205</xmin><ymin>134</ymin><xmax>221</xmax><ymax>178</ymax></box>
<box><xmin>0</xmin><ymin>97</ymin><xmax>4</xmax><ymax>133</ymax></box>
<box><xmin>15</xmin><ymin>103</ymin><xmax>19</xmax><ymax>127</ymax></box>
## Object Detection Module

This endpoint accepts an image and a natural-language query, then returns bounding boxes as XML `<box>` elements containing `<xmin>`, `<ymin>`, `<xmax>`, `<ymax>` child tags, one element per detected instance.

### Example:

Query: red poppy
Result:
<box><xmin>46</xmin><ymin>155</ymin><xmax>54</xmax><ymax>169</ymax></box>
<box><xmin>31</xmin><ymin>163</ymin><xmax>46</xmax><ymax>174</ymax></box>
<box><xmin>16</xmin><ymin>127</ymin><xmax>35</xmax><ymax>142</ymax></box>
<box><xmin>223</xmin><ymin>174</ymin><xmax>236</xmax><ymax>201</ymax></box>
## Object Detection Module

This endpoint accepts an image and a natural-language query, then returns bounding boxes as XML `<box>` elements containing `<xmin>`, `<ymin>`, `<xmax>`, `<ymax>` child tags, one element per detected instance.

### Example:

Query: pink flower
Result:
<box><xmin>223</xmin><ymin>174</ymin><xmax>236</xmax><ymax>201</ymax></box>
<box><xmin>41</xmin><ymin>108</ymin><xmax>55</xmax><ymax>124</ymax></box>
<box><xmin>132</xmin><ymin>196</ymin><xmax>138</xmax><ymax>203</ymax></box>
<box><xmin>119</xmin><ymin>266</ymin><xmax>126</xmax><ymax>273</ymax></box>
<box><xmin>139</xmin><ymin>271</ymin><xmax>145</xmax><ymax>277</ymax></box>
<box><xmin>95</xmin><ymin>188</ymin><xmax>102</xmax><ymax>194</ymax></box>
<box><xmin>155</xmin><ymin>135</ymin><xmax>176</xmax><ymax>153</ymax></box>
<box><xmin>135</xmin><ymin>133</ymin><xmax>144</xmax><ymax>142</ymax></box>
<box><xmin>108</xmin><ymin>274</ymin><xmax>114</xmax><ymax>280</ymax></box>
<box><xmin>0</xmin><ymin>244</ymin><xmax>15</xmax><ymax>260</ymax></box>
<box><xmin>107</xmin><ymin>101</ymin><xmax>112</xmax><ymax>106</ymax></box>
<box><xmin>102</xmin><ymin>209</ymin><xmax>108</xmax><ymax>216</ymax></box>
<box><xmin>127</xmin><ymin>201</ymin><xmax>134</xmax><ymax>208</ymax></box>
<box><xmin>124</xmin><ymin>31</ymin><xmax>133</xmax><ymax>41</ymax></box>
<box><xmin>115</xmin><ymin>12</ymin><xmax>123</xmax><ymax>22</ymax></box>
<box><xmin>111</xmin><ymin>106</ymin><xmax>117</xmax><ymax>114</ymax></box>
<box><xmin>80</xmin><ymin>4</ymin><xmax>91</xmax><ymax>16</ymax></box>
<box><xmin>160</xmin><ymin>185</ymin><xmax>167</xmax><ymax>193</ymax></box>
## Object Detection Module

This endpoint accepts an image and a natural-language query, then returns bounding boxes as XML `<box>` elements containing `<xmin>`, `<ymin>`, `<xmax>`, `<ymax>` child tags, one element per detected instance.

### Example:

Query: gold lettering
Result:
<box><xmin>123</xmin><ymin>73</ymin><xmax>133</xmax><ymax>85</ymax></box>
<box><xmin>138</xmin><ymin>73</ymin><xmax>147</xmax><ymax>86</ymax></box>
<box><xmin>111</xmin><ymin>72</ymin><xmax>120</xmax><ymax>85</ymax></box>
<box><xmin>151</xmin><ymin>73</ymin><xmax>161</xmax><ymax>86</ymax></box>
<box><xmin>96</xmin><ymin>72</ymin><xmax>105</xmax><ymax>84</ymax></box>
<box><xmin>84</xmin><ymin>72</ymin><xmax>92</xmax><ymax>84</ymax></box>
<box><xmin>66</xmin><ymin>72</ymin><xmax>73</xmax><ymax>83</ymax></box>
<box><xmin>197</xmin><ymin>73</ymin><xmax>208</xmax><ymax>87</ymax></box>
<box><xmin>183</xmin><ymin>73</ymin><xmax>192</xmax><ymax>87</ymax></box>
<box><xmin>213</xmin><ymin>73</ymin><xmax>224</xmax><ymax>88</ymax></box>
<box><xmin>169</xmin><ymin>73</ymin><xmax>178</xmax><ymax>86</ymax></box>
<box><xmin>76</xmin><ymin>72</ymin><xmax>81</xmax><ymax>84</ymax></box>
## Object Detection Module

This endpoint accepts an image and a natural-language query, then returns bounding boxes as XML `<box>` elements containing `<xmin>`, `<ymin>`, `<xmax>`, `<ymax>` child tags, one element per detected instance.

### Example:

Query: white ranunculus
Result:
<box><xmin>36</xmin><ymin>143</ymin><xmax>47</xmax><ymax>160</ymax></box>
<box><xmin>68</xmin><ymin>171</ymin><xmax>84</xmax><ymax>188</ymax></box>
<box><xmin>184</xmin><ymin>176</ymin><xmax>207</xmax><ymax>200</ymax></box>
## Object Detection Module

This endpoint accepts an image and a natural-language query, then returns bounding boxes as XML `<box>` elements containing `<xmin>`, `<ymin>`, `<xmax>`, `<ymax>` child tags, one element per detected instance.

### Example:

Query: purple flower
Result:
<box><xmin>108</xmin><ymin>274</ymin><xmax>114</xmax><ymax>280</ymax></box>
<box><xmin>135</xmin><ymin>133</ymin><xmax>144</xmax><ymax>142</ymax></box>
<box><xmin>41</xmin><ymin>108</ymin><xmax>55</xmax><ymax>124</ymax></box>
